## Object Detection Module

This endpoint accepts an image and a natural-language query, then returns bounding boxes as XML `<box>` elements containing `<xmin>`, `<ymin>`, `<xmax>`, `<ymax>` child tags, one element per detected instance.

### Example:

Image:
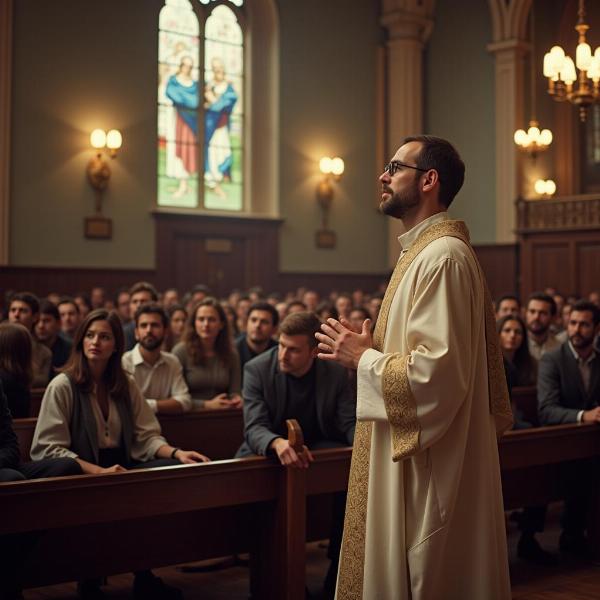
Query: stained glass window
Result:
<box><xmin>157</xmin><ymin>0</ymin><xmax>244</xmax><ymax>211</ymax></box>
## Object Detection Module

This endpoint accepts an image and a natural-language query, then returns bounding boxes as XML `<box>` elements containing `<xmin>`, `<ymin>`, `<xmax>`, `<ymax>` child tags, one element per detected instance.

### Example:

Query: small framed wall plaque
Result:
<box><xmin>315</xmin><ymin>229</ymin><xmax>336</xmax><ymax>249</ymax></box>
<box><xmin>84</xmin><ymin>216</ymin><xmax>112</xmax><ymax>239</ymax></box>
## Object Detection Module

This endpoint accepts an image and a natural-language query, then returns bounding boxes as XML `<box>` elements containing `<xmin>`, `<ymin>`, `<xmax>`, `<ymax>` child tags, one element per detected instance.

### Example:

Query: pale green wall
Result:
<box><xmin>425</xmin><ymin>0</ymin><xmax>496</xmax><ymax>244</ymax></box>
<box><xmin>277</xmin><ymin>0</ymin><xmax>387</xmax><ymax>273</ymax></box>
<box><xmin>11</xmin><ymin>0</ymin><xmax>162</xmax><ymax>268</ymax></box>
<box><xmin>10</xmin><ymin>0</ymin><xmax>387</xmax><ymax>273</ymax></box>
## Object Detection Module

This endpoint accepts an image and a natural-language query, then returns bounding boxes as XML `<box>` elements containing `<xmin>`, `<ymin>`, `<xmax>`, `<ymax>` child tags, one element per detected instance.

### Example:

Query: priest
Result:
<box><xmin>316</xmin><ymin>135</ymin><xmax>513</xmax><ymax>600</ymax></box>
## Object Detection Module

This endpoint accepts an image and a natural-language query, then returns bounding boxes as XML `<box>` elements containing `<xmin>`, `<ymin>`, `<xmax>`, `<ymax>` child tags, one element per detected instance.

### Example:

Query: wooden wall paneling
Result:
<box><xmin>472</xmin><ymin>244</ymin><xmax>518</xmax><ymax>300</ymax></box>
<box><xmin>0</xmin><ymin>266</ymin><xmax>156</xmax><ymax>302</ymax></box>
<box><xmin>530</xmin><ymin>241</ymin><xmax>572</xmax><ymax>296</ymax></box>
<box><xmin>575</xmin><ymin>240</ymin><xmax>600</xmax><ymax>296</ymax></box>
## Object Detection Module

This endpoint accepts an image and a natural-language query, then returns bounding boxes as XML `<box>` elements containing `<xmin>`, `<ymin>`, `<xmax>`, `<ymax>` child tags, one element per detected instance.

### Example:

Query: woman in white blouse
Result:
<box><xmin>32</xmin><ymin>309</ymin><xmax>209</xmax><ymax>473</ymax></box>
<box><xmin>31</xmin><ymin>309</ymin><xmax>209</xmax><ymax>599</ymax></box>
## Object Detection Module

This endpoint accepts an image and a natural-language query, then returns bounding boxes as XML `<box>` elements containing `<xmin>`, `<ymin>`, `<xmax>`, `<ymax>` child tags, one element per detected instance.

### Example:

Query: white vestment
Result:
<box><xmin>336</xmin><ymin>213</ymin><xmax>511</xmax><ymax>600</ymax></box>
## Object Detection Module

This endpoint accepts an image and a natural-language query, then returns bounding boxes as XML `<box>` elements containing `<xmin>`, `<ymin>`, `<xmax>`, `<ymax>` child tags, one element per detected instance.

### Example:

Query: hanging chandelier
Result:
<box><xmin>543</xmin><ymin>0</ymin><xmax>600</xmax><ymax>122</ymax></box>
<box><xmin>514</xmin><ymin>4</ymin><xmax>553</xmax><ymax>157</ymax></box>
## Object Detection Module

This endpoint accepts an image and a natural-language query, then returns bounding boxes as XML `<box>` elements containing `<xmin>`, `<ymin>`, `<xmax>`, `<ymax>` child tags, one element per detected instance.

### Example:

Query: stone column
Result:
<box><xmin>380</xmin><ymin>6</ymin><xmax>434</xmax><ymax>267</ymax></box>
<box><xmin>0</xmin><ymin>0</ymin><xmax>12</xmax><ymax>264</ymax></box>
<box><xmin>487</xmin><ymin>39</ymin><xmax>528</xmax><ymax>243</ymax></box>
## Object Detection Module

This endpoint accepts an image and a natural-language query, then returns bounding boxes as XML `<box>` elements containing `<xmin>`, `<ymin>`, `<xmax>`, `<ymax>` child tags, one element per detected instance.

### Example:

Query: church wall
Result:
<box><xmin>424</xmin><ymin>0</ymin><xmax>497</xmax><ymax>244</ymax></box>
<box><xmin>277</xmin><ymin>0</ymin><xmax>387</xmax><ymax>274</ymax></box>
<box><xmin>9</xmin><ymin>0</ymin><xmax>387</xmax><ymax>275</ymax></box>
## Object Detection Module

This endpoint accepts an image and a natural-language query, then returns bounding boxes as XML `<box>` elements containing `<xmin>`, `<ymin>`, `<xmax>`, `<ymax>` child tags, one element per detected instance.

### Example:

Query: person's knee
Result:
<box><xmin>0</xmin><ymin>468</ymin><xmax>26</xmax><ymax>482</ymax></box>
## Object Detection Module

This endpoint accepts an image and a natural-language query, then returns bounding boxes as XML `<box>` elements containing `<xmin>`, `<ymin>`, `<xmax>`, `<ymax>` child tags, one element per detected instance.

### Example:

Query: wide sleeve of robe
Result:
<box><xmin>357</xmin><ymin>254</ymin><xmax>476</xmax><ymax>461</ymax></box>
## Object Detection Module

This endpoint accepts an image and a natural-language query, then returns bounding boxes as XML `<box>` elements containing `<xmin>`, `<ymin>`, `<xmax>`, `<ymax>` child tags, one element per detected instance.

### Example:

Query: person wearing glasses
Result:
<box><xmin>316</xmin><ymin>136</ymin><xmax>512</xmax><ymax>600</ymax></box>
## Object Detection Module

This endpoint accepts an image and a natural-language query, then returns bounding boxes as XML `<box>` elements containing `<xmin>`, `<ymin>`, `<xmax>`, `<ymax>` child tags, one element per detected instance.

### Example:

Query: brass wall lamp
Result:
<box><xmin>315</xmin><ymin>156</ymin><xmax>344</xmax><ymax>249</ymax></box>
<box><xmin>85</xmin><ymin>128</ymin><xmax>122</xmax><ymax>239</ymax></box>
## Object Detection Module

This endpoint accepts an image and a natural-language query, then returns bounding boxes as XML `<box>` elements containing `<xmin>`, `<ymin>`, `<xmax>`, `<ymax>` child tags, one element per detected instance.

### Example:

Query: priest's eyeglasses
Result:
<box><xmin>384</xmin><ymin>160</ymin><xmax>428</xmax><ymax>177</ymax></box>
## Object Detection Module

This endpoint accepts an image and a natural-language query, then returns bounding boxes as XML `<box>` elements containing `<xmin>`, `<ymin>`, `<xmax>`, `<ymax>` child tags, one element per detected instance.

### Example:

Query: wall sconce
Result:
<box><xmin>315</xmin><ymin>156</ymin><xmax>344</xmax><ymax>249</ymax></box>
<box><xmin>534</xmin><ymin>179</ymin><xmax>557</xmax><ymax>198</ymax></box>
<box><xmin>85</xmin><ymin>128</ymin><xmax>122</xmax><ymax>239</ymax></box>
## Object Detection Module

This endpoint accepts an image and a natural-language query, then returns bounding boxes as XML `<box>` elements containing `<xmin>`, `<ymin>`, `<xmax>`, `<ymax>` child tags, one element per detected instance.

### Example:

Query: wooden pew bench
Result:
<box><xmin>13</xmin><ymin>408</ymin><xmax>244</xmax><ymax>462</ymax></box>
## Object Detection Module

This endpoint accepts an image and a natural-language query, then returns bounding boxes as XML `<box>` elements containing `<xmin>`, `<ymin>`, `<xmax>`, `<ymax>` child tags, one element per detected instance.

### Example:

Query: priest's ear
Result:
<box><xmin>421</xmin><ymin>168</ymin><xmax>440</xmax><ymax>194</ymax></box>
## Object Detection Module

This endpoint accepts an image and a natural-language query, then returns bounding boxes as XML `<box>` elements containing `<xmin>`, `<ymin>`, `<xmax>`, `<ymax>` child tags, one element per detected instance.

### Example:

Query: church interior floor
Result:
<box><xmin>23</xmin><ymin>504</ymin><xmax>600</xmax><ymax>599</ymax></box>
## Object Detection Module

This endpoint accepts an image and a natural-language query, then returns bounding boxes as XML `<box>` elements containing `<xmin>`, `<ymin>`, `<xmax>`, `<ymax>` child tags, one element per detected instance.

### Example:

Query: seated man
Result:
<box><xmin>57</xmin><ymin>296</ymin><xmax>81</xmax><ymax>341</ymax></box>
<box><xmin>538</xmin><ymin>300</ymin><xmax>600</xmax><ymax>556</ymax></box>
<box><xmin>122</xmin><ymin>304</ymin><xmax>192</xmax><ymax>414</ymax></box>
<box><xmin>236</xmin><ymin>311</ymin><xmax>355</xmax><ymax>598</ymax></box>
<box><xmin>526</xmin><ymin>292</ymin><xmax>561</xmax><ymax>361</ymax></box>
<box><xmin>35</xmin><ymin>300</ymin><xmax>72</xmax><ymax>377</ymax></box>
<box><xmin>8</xmin><ymin>292</ymin><xmax>51</xmax><ymax>387</ymax></box>
<box><xmin>123</xmin><ymin>282</ymin><xmax>159</xmax><ymax>351</ymax></box>
<box><xmin>235</xmin><ymin>301</ymin><xmax>278</xmax><ymax>381</ymax></box>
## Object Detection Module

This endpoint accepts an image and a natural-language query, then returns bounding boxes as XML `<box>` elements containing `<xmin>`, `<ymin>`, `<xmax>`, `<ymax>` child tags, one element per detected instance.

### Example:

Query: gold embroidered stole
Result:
<box><xmin>335</xmin><ymin>219</ymin><xmax>513</xmax><ymax>600</ymax></box>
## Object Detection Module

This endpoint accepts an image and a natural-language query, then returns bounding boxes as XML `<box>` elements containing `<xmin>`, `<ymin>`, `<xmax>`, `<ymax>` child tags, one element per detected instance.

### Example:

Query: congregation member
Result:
<box><xmin>162</xmin><ymin>288</ymin><xmax>180</xmax><ymax>308</ymax></box>
<box><xmin>367</xmin><ymin>293</ymin><xmax>383</xmax><ymax>321</ymax></box>
<box><xmin>525</xmin><ymin>292</ymin><xmax>561</xmax><ymax>361</ymax></box>
<box><xmin>57</xmin><ymin>296</ymin><xmax>81</xmax><ymax>340</ymax></box>
<box><xmin>497</xmin><ymin>314</ymin><xmax>537</xmax><ymax>387</ymax></box>
<box><xmin>235</xmin><ymin>295</ymin><xmax>252</xmax><ymax>334</ymax></box>
<box><xmin>123</xmin><ymin>281</ymin><xmax>159</xmax><ymax>351</ymax></box>
<box><xmin>334</xmin><ymin>293</ymin><xmax>352</xmax><ymax>321</ymax></box>
<box><xmin>35</xmin><ymin>300</ymin><xmax>72</xmax><ymax>376</ymax></box>
<box><xmin>0</xmin><ymin>379</ymin><xmax>81</xmax><ymax>600</ymax></box>
<box><xmin>497</xmin><ymin>314</ymin><xmax>553</xmax><ymax>565</ymax></box>
<box><xmin>236</xmin><ymin>311</ymin><xmax>355</xmax><ymax>597</ymax></box>
<box><xmin>235</xmin><ymin>301</ymin><xmax>278</xmax><ymax>378</ymax></box>
<box><xmin>0</xmin><ymin>323</ymin><xmax>33</xmax><ymax>418</ymax></box>
<box><xmin>538</xmin><ymin>300</ymin><xmax>600</xmax><ymax>557</ymax></box>
<box><xmin>122</xmin><ymin>304</ymin><xmax>192</xmax><ymax>414</ymax></box>
<box><xmin>73</xmin><ymin>292</ymin><xmax>92</xmax><ymax>317</ymax></box>
<box><xmin>221</xmin><ymin>302</ymin><xmax>239</xmax><ymax>338</ymax></box>
<box><xmin>285</xmin><ymin>300</ymin><xmax>306</xmax><ymax>315</ymax></box>
<box><xmin>348</xmin><ymin>306</ymin><xmax>371</xmax><ymax>332</ymax></box>
<box><xmin>315</xmin><ymin>301</ymin><xmax>338</xmax><ymax>323</ymax></box>
<box><xmin>7</xmin><ymin>292</ymin><xmax>51</xmax><ymax>387</ymax></box>
<box><xmin>173</xmin><ymin>298</ymin><xmax>242</xmax><ymax>410</ymax></box>
<box><xmin>164</xmin><ymin>304</ymin><xmax>187</xmax><ymax>351</ymax></box>
<box><xmin>301</xmin><ymin>289</ymin><xmax>320</xmax><ymax>312</ymax></box>
<box><xmin>31</xmin><ymin>309</ymin><xmax>208</xmax><ymax>600</ymax></box>
<box><xmin>189</xmin><ymin>284</ymin><xmax>211</xmax><ymax>307</ymax></box>
<box><xmin>46</xmin><ymin>292</ymin><xmax>61</xmax><ymax>306</ymax></box>
<box><xmin>115</xmin><ymin>287</ymin><xmax>131</xmax><ymax>324</ymax></box>
<box><xmin>495</xmin><ymin>294</ymin><xmax>521</xmax><ymax>319</ymax></box>
<box><xmin>90</xmin><ymin>286</ymin><xmax>106</xmax><ymax>310</ymax></box>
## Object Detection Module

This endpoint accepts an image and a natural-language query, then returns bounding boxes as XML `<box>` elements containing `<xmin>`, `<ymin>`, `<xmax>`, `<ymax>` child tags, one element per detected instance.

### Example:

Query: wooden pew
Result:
<box><xmin>511</xmin><ymin>385</ymin><xmax>538</xmax><ymax>427</ymax></box>
<box><xmin>13</xmin><ymin>409</ymin><xmax>244</xmax><ymax>462</ymax></box>
<box><xmin>4</xmin><ymin>421</ymin><xmax>600</xmax><ymax>596</ymax></box>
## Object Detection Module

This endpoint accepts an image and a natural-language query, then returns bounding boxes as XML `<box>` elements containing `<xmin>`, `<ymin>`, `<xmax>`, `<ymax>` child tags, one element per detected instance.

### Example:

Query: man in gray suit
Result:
<box><xmin>236</xmin><ymin>311</ymin><xmax>355</xmax><ymax>598</ymax></box>
<box><xmin>236</xmin><ymin>311</ymin><xmax>355</xmax><ymax>462</ymax></box>
<box><xmin>538</xmin><ymin>300</ymin><xmax>600</xmax><ymax>556</ymax></box>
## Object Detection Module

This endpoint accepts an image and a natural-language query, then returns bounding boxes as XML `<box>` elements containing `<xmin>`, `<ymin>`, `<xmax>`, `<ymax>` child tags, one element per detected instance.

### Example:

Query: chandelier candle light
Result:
<box><xmin>543</xmin><ymin>0</ymin><xmax>600</xmax><ymax>122</ymax></box>
<box><xmin>514</xmin><ymin>4</ymin><xmax>553</xmax><ymax>157</ymax></box>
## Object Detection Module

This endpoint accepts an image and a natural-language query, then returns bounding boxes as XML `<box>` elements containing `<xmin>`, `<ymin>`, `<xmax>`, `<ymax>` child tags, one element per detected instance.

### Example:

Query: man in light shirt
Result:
<box><xmin>122</xmin><ymin>304</ymin><xmax>192</xmax><ymax>414</ymax></box>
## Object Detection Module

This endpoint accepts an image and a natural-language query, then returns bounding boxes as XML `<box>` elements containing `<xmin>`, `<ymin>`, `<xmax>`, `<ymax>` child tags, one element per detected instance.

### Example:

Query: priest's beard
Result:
<box><xmin>380</xmin><ymin>179</ymin><xmax>420</xmax><ymax>219</ymax></box>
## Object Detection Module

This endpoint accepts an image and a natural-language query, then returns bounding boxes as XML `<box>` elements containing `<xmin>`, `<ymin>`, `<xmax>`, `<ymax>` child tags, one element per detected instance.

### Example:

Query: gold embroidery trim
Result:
<box><xmin>382</xmin><ymin>353</ymin><xmax>420</xmax><ymax>461</ymax></box>
<box><xmin>335</xmin><ymin>420</ymin><xmax>372</xmax><ymax>600</ymax></box>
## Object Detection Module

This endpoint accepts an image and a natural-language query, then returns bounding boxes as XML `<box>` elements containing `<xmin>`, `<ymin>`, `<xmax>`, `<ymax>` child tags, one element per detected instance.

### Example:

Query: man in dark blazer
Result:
<box><xmin>236</xmin><ymin>311</ymin><xmax>355</xmax><ymax>598</ymax></box>
<box><xmin>236</xmin><ymin>311</ymin><xmax>355</xmax><ymax>461</ymax></box>
<box><xmin>538</xmin><ymin>300</ymin><xmax>600</xmax><ymax>556</ymax></box>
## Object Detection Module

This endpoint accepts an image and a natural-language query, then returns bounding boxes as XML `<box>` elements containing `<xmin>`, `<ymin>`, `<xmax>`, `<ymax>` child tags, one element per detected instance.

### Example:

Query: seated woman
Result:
<box><xmin>163</xmin><ymin>304</ymin><xmax>187</xmax><ymax>352</ymax></box>
<box><xmin>31</xmin><ymin>309</ymin><xmax>209</xmax><ymax>599</ymax></box>
<box><xmin>497</xmin><ymin>314</ymin><xmax>537</xmax><ymax>387</ymax></box>
<box><xmin>0</xmin><ymin>322</ymin><xmax>33</xmax><ymax>418</ymax></box>
<box><xmin>173</xmin><ymin>298</ymin><xmax>242</xmax><ymax>410</ymax></box>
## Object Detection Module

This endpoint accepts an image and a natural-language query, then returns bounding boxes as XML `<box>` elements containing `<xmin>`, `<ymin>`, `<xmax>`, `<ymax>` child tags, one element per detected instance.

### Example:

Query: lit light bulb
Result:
<box><xmin>106</xmin><ymin>129</ymin><xmax>122</xmax><ymax>150</ymax></box>
<box><xmin>527</xmin><ymin>126</ymin><xmax>541</xmax><ymax>143</ymax></box>
<box><xmin>514</xmin><ymin>129</ymin><xmax>528</xmax><ymax>146</ymax></box>
<box><xmin>319</xmin><ymin>157</ymin><xmax>333</xmax><ymax>174</ymax></box>
<box><xmin>540</xmin><ymin>129</ymin><xmax>553</xmax><ymax>146</ymax></box>
<box><xmin>534</xmin><ymin>179</ymin><xmax>547</xmax><ymax>195</ymax></box>
<box><xmin>576</xmin><ymin>42</ymin><xmax>592</xmax><ymax>71</ymax></box>
<box><xmin>544</xmin><ymin>180</ymin><xmax>556</xmax><ymax>196</ymax></box>
<box><xmin>561</xmin><ymin>56</ymin><xmax>577</xmax><ymax>84</ymax></box>
<box><xmin>331</xmin><ymin>157</ymin><xmax>344</xmax><ymax>176</ymax></box>
<box><xmin>90</xmin><ymin>129</ymin><xmax>107</xmax><ymax>149</ymax></box>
